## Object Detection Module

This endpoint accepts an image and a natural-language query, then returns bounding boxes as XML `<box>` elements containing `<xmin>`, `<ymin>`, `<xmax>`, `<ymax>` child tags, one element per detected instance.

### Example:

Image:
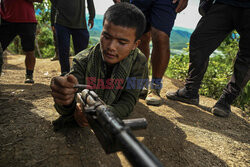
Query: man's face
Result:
<box><xmin>100</xmin><ymin>20</ymin><xmax>140</xmax><ymax>64</ymax></box>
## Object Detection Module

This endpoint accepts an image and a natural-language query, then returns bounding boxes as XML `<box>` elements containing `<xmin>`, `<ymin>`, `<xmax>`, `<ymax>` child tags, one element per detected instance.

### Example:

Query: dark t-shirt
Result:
<box><xmin>50</xmin><ymin>0</ymin><xmax>95</xmax><ymax>29</ymax></box>
<box><xmin>216</xmin><ymin>0</ymin><xmax>250</xmax><ymax>8</ymax></box>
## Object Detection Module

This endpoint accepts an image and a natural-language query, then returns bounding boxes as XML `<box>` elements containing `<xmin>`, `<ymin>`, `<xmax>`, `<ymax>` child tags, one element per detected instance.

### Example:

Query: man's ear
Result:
<box><xmin>132</xmin><ymin>39</ymin><xmax>141</xmax><ymax>50</ymax></box>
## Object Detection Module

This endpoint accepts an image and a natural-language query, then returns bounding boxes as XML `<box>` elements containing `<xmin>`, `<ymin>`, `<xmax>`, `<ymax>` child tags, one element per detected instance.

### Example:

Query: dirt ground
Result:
<box><xmin>0</xmin><ymin>54</ymin><xmax>249</xmax><ymax>167</ymax></box>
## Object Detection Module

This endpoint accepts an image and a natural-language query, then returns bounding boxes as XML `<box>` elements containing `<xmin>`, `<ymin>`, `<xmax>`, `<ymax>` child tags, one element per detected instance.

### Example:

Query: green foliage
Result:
<box><xmin>35</xmin><ymin>25</ymin><xmax>55</xmax><ymax>58</ymax></box>
<box><xmin>166</xmin><ymin>53</ymin><xmax>189</xmax><ymax>80</ymax></box>
<box><xmin>34</xmin><ymin>1</ymin><xmax>51</xmax><ymax>25</ymax></box>
<box><xmin>7</xmin><ymin>37</ymin><xmax>22</xmax><ymax>54</ymax></box>
<box><xmin>170</xmin><ymin>29</ymin><xmax>191</xmax><ymax>50</ymax></box>
<box><xmin>217</xmin><ymin>31</ymin><xmax>239</xmax><ymax>63</ymax></box>
<box><xmin>166</xmin><ymin>45</ymin><xmax>189</xmax><ymax>80</ymax></box>
<box><xmin>166</xmin><ymin>32</ymin><xmax>250</xmax><ymax>112</ymax></box>
<box><xmin>200</xmin><ymin>56</ymin><xmax>232</xmax><ymax>98</ymax></box>
<box><xmin>235</xmin><ymin>84</ymin><xmax>250</xmax><ymax>112</ymax></box>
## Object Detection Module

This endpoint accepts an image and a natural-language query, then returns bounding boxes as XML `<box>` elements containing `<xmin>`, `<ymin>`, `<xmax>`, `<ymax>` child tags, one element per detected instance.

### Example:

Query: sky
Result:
<box><xmin>92</xmin><ymin>0</ymin><xmax>202</xmax><ymax>30</ymax></box>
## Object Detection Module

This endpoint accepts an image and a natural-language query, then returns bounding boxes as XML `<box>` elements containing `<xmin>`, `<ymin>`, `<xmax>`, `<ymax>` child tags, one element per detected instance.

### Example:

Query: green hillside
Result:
<box><xmin>89</xmin><ymin>15</ymin><xmax>192</xmax><ymax>50</ymax></box>
<box><xmin>170</xmin><ymin>29</ymin><xmax>191</xmax><ymax>50</ymax></box>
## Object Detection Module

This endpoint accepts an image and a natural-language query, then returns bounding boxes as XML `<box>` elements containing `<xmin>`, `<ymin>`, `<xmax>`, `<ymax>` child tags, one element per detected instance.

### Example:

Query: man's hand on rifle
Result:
<box><xmin>74</xmin><ymin>103</ymin><xmax>89</xmax><ymax>127</ymax></box>
<box><xmin>50</xmin><ymin>74</ymin><xmax>78</xmax><ymax>106</ymax></box>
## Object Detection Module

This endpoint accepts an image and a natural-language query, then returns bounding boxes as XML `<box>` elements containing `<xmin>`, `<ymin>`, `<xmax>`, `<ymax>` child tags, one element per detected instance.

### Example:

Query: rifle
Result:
<box><xmin>75</xmin><ymin>86</ymin><xmax>164</xmax><ymax>167</ymax></box>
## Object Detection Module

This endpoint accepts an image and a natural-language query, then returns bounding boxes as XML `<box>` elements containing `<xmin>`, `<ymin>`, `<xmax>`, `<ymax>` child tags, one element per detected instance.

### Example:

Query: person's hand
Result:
<box><xmin>50</xmin><ymin>74</ymin><xmax>78</xmax><ymax>106</ymax></box>
<box><xmin>173</xmin><ymin>0</ymin><xmax>188</xmax><ymax>13</ymax></box>
<box><xmin>88</xmin><ymin>19</ymin><xmax>94</xmax><ymax>29</ymax></box>
<box><xmin>51</xmin><ymin>26</ymin><xmax>55</xmax><ymax>32</ymax></box>
<box><xmin>74</xmin><ymin>103</ymin><xmax>89</xmax><ymax>127</ymax></box>
<box><xmin>113</xmin><ymin>0</ymin><xmax>121</xmax><ymax>3</ymax></box>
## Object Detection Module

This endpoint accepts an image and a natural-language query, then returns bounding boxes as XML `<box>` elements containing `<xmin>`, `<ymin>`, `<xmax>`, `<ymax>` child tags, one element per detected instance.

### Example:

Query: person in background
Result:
<box><xmin>50</xmin><ymin>4</ymin><xmax>59</xmax><ymax>61</ymax></box>
<box><xmin>50</xmin><ymin>3</ymin><xmax>147</xmax><ymax>127</ymax></box>
<box><xmin>114</xmin><ymin>0</ymin><xmax>189</xmax><ymax>106</ymax></box>
<box><xmin>0</xmin><ymin>0</ymin><xmax>43</xmax><ymax>83</ymax></box>
<box><xmin>50</xmin><ymin>0</ymin><xmax>95</xmax><ymax>76</ymax></box>
<box><xmin>167</xmin><ymin>0</ymin><xmax>250</xmax><ymax>117</ymax></box>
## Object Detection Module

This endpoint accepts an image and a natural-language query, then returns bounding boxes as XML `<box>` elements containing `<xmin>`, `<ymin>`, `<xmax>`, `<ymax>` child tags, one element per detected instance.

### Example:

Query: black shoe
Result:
<box><xmin>166</xmin><ymin>87</ymin><xmax>199</xmax><ymax>105</ymax></box>
<box><xmin>25</xmin><ymin>74</ymin><xmax>34</xmax><ymax>84</ymax></box>
<box><xmin>211</xmin><ymin>94</ymin><xmax>231</xmax><ymax>117</ymax></box>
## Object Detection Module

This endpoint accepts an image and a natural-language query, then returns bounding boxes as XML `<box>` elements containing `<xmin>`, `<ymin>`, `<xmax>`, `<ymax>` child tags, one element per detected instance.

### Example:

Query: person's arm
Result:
<box><xmin>107</xmin><ymin>53</ymin><xmax>148</xmax><ymax>119</ymax></box>
<box><xmin>50</xmin><ymin>74</ymin><xmax>79</xmax><ymax>116</ymax></box>
<box><xmin>173</xmin><ymin>0</ymin><xmax>188</xmax><ymax>13</ymax></box>
<box><xmin>50</xmin><ymin>5</ymin><xmax>56</xmax><ymax>27</ymax></box>
<box><xmin>87</xmin><ymin>0</ymin><xmax>95</xmax><ymax>29</ymax></box>
<box><xmin>51</xmin><ymin>49</ymin><xmax>90</xmax><ymax>116</ymax></box>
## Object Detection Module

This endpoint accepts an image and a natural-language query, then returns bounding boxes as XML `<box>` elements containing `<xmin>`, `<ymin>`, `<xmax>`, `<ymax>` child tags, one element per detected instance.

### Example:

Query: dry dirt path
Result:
<box><xmin>0</xmin><ymin>54</ymin><xmax>249</xmax><ymax>167</ymax></box>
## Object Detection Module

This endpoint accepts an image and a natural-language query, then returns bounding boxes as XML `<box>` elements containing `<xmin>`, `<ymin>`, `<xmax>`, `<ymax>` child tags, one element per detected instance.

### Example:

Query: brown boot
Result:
<box><xmin>145</xmin><ymin>88</ymin><xmax>162</xmax><ymax>106</ymax></box>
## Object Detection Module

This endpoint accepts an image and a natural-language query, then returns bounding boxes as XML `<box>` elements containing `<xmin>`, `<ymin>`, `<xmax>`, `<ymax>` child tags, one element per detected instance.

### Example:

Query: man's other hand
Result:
<box><xmin>88</xmin><ymin>19</ymin><xmax>94</xmax><ymax>29</ymax></box>
<box><xmin>74</xmin><ymin>103</ymin><xmax>89</xmax><ymax>127</ymax></box>
<box><xmin>173</xmin><ymin>0</ymin><xmax>188</xmax><ymax>13</ymax></box>
<box><xmin>50</xmin><ymin>74</ymin><xmax>78</xmax><ymax>106</ymax></box>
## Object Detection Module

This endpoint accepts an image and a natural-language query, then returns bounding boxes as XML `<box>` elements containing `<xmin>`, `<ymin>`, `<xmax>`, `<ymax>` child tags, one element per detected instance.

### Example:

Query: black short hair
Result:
<box><xmin>103</xmin><ymin>3</ymin><xmax>146</xmax><ymax>41</ymax></box>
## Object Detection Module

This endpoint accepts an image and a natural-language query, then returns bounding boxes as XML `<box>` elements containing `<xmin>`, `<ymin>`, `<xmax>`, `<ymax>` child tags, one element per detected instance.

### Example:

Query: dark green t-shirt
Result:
<box><xmin>50</xmin><ymin>0</ymin><xmax>95</xmax><ymax>29</ymax></box>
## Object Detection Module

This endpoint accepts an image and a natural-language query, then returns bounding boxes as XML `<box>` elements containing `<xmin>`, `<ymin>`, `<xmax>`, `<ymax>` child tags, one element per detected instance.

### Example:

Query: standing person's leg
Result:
<box><xmin>145</xmin><ymin>0</ymin><xmax>177</xmax><ymax>105</ymax></box>
<box><xmin>138</xmin><ymin>31</ymin><xmax>151</xmax><ymax>60</ymax></box>
<box><xmin>131</xmin><ymin>0</ymin><xmax>153</xmax><ymax>97</ymax></box>
<box><xmin>71</xmin><ymin>28</ymin><xmax>89</xmax><ymax>55</ymax></box>
<box><xmin>0</xmin><ymin>19</ymin><xmax>17</xmax><ymax>51</ymax></box>
<box><xmin>151</xmin><ymin>27</ymin><xmax>170</xmax><ymax>79</ymax></box>
<box><xmin>51</xmin><ymin>26</ymin><xmax>59</xmax><ymax>61</ymax></box>
<box><xmin>212</xmin><ymin>7</ymin><xmax>250</xmax><ymax>117</ymax></box>
<box><xmin>166</xmin><ymin>3</ymin><xmax>234</xmax><ymax>105</ymax></box>
<box><xmin>55</xmin><ymin>24</ymin><xmax>71</xmax><ymax>75</ymax></box>
<box><xmin>0</xmin><ymin>20</ymin><xmax>18</xmax><ymax>76</ymax></box>
<box><xmin>18</xmin><ymin>23</ymin><xmax>37</xmax><ymax>83</ymax></box>
<box><xmin>131</xmin><ymin>0</ymin><xmax>152</xmax><ymax>59</ymax></box>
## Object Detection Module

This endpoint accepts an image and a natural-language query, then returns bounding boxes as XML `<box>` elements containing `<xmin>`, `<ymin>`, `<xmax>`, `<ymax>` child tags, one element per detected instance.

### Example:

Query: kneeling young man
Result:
<box><xmin>50</xmin><ymin>3</ymin><xmax>147</xmax><ymax>127</ymax></box>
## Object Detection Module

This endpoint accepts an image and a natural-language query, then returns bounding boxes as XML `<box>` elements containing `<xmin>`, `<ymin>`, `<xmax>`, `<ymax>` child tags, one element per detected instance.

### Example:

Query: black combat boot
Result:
<box><xmin>25</xmin><ymin>74</ymin><xmax>34</xmax><ymax>84</ymax></box>
<box><xmin>166</xmin><ymin>87</ymin><xmax>199</xmax><ymax>105</ymax></box>
<box><xmin>211</xmin><ymin>93</ymin><xmax>235</xmax><ymax>117</ymax></box>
